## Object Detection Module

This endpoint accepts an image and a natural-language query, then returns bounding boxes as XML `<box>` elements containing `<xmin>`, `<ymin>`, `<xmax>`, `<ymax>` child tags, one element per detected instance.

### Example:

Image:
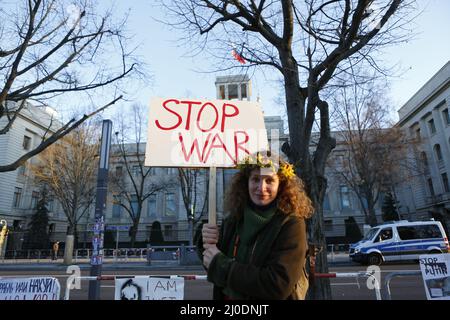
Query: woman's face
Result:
<box><xmin>248</xmin><ymin>169</ymin><xmax>280</xmax><ymax>206</ymax></box>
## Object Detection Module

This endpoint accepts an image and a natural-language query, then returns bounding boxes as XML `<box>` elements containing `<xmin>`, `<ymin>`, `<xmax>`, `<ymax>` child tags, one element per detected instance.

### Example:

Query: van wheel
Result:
<box><xmin>368</xmin><ymin>253</ymin><xmax>382</xmax><ymax>266</ymax></box>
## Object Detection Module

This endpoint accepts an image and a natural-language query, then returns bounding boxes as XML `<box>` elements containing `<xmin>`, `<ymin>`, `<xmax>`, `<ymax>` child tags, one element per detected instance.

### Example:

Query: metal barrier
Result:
<box><xmin>381</xmin><ymin>271</ymin><xmax>422</xmax><ymax>300</ymax></box>
<box><xmin>1</xmin><ymin>248</ymin><xmax>152</xmax><ymax>263</ymax></box>
<box><xmin>3</xmin><ymin>245</ymin><xmax>314</xmax><ymax>265</ymax></box>
<box><xmin>64</xmin><ymin>274</ymin><xmax>207</xmax><ymax>300</ymax></box>
<box><xmin>314</xmin><ymin>271</ymin><xmax>382</xmax><ymax>300</ymax></box>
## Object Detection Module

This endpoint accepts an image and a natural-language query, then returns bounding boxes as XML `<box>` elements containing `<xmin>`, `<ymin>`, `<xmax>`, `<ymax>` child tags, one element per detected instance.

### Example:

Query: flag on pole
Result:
<box><xmin>231</xmin><ymin>49</ymin><xmax>246</xmax><ymax>64</ymax></box>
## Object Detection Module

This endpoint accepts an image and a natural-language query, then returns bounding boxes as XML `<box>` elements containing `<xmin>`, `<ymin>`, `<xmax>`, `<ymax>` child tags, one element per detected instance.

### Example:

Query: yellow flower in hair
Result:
<box><xmin>280</xmin><ymin>164</ymin><xmax>295</xmax><ymax>179</ymax></box>
<box><xmin>256</xmin><ymin>153</ymin><xmax>264</xmax><ymax>165</ymax></box>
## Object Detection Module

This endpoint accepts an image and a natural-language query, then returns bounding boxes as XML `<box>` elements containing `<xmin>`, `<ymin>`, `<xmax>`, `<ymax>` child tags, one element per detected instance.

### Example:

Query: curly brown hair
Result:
<box><xmin>224</xmin><ymin>155</ymin><xmax>314</xmax><ymax>220</ymax></box>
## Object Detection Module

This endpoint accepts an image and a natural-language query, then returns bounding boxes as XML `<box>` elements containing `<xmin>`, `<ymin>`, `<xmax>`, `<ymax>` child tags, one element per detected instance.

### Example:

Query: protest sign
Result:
<box><xmin>114</xmin><ymin>276</ymin><xmax>184</xmax><ymax>300</ymax></box>
<box><xmin>419</xmin><ymin>253</ymin><xmax>450</xmax><ymax>300</ymax></box>
<box><xmin>0</xmin><ymin>277</ymin><xmax>60</xmax><ymax>300</ymax></box>
<box><xmin>145</xmin><ymin>98</ymin><xmax>268</xmax><ymax>167</ymax></box>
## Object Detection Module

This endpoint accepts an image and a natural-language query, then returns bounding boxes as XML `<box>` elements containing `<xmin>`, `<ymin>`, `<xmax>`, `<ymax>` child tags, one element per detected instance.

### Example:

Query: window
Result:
<box><xmin>115</xmin><ymin>166</ymin><xmax>123</xmax><ymax>176</ymax></box>
<box><xmin>31</xmin><ymin>191</ymin><xmax>39</xmax><ymax>209</ymax></box>
<box><xmin>415</xmin><ymin>128</ymin><xmax>421</xmax><ymax>141</ymax></box>
<box><xmin>241</xmin><ymin>83</ymin><xmax>247</xmax><ymax>99</ymax></box>
<box><xmin>434</xmin><ymin>144</ymin><xmax>443</xmax><ymax>161</ymax></box>
<box><xmin>324</xmin><ymin>220</ymin><xmax>333</xmax><ymax>232</ymax></box>
<box><xmin>228</xmin><ymin>84</ymin><xmax>238</xmax><ymax>100</ymax></box>
<box><xmin>420</xmin><ymin>152</ymin><xmax>430</xmax><ymax>174</ymax></box>
<box><xmin>219</xmin><ymin>85</ymin><xmax>226</xmax><ymax>100</ymax></box>
<box><xmin>442</xmin><ymin>173</ymin><xmax>450</xmax><ymax>193</ymax></box>
<box><xmin>336</xmin><ymin>155</ymin><xmax>345</xmax><ymax>167</ymax></box>
<box><xmin>323</xmin><ymin>194</ymin><xmax>331</xmax><ymax>211</ymax></box>
<box><xmin>428</xmin><ymin>178</ymin><xmax>435</xmax><ymax>196</ymax></box>
<box><xmin>48</xmin><ymin>223</ymin><xmax>55</xmax><ymax>234</ymax></box>
<box><xmin>23</xmin><ymin>135</ymin><xmax>31</xmax><ymax>150</ymax></box>
<box><xmin>362</xmin><ymin>197</ymin><xmax>369</xmax><ymax>210</ymax></box>
<box><xmin>150</xmin><ymin>168</ymin><xmax>157</xmax><ymax>175</ymax></box>
<box><xmin>167</xmin><ymin>168</ymin><xmax>177</xmax><ymax>175</ymax></box>
<box><xmin>375</xmin><ymin>228</ymin><xmax>393</xmax><ymax>242</ymax></box>
<box><xmin>340</xmin><ymin>186</ymin><xmax>351</xmax><ymax>209</ymax></box>
<box><xmin>112</xmin><ymin>195</ymin><xmax>122</xmax><ymax>218</ymax></box>
<box><xmin>147</xmin><ymin>195</ymin><xmax>157</xmax><ymax>218</ymax></box>
<box><xmin>443</xmin><ymin>108</ymin><xmax>450</xmax><ymax>125</ymax></box>
<box><xmin>130</xmin><ymin>195</ymin><xmax>139</xmax><ymax>217</ymax></box>
<box><xmin>165</xmin><ymin>193</ymin><xmax>176</xmax><ymax>216</ymax></box>
<box><xmin>132</xmin><ymin>165</ymin><xmax>141</xmax><ymax>176</ymax></box>
<box><xmin>13</xmin><ymin>187</ymin><xmax>22</xmax><ymax>208</ymax></box>
<box><xmin>398</xmin><ymin>225</ymin><xmax>441</xmax><ymax>240</ymax></box>
<box><xmin>47</xmin><ymin>197</ymin><xmax>54</xmax><ymax>212</ymax></box>
<box><xmin>428</xmin><ymin>119</ymin><xmax>436</xmax><ymax>134</ymax></box>
<box><xmin>18</xmin><ymin>165</ymin><xmax>26</xmax><ymax>176</ymax></box>
<box><xmin>164</xmin><ymin>225</ymin><xmax>173</xmax><ymax>238</ymax></box>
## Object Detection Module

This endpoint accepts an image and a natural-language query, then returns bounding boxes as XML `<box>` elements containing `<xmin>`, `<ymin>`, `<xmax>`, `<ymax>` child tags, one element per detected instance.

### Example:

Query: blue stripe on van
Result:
<box><xmin>360</xmin><ymin>238</ymin><xmax>445</xmax><ymax>254</ymax></box>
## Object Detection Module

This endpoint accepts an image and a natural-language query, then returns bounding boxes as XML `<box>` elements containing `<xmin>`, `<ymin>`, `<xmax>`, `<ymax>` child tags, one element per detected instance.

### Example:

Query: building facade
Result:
<box><xmin>0</xmin><ymin>101</ymin><xmax>66</xmax><ymax>250</ymax></box>
<box><xmin>396</xmin><ymin>61</ymin><xmax>450</xmax><ymax>234</ymax></box>
<box><xmin>5</xmin><ymin>71</ymin><xmax>421</xmax><ymax>251</ymax></box>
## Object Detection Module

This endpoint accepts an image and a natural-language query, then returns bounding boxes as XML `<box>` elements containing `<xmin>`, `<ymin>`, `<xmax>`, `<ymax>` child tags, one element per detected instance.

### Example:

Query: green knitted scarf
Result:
<box><xmin>223</xmin><ymin>204</ymin><xmax>277</xmax><ymax>299</ymax></box>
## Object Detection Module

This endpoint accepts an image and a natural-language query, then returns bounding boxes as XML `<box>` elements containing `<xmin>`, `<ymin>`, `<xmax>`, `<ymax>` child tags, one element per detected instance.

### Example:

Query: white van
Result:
<box><xmin>349</xmin><ymin>220</ymin><xmax>449</xmax><ymax>265</ymax></box>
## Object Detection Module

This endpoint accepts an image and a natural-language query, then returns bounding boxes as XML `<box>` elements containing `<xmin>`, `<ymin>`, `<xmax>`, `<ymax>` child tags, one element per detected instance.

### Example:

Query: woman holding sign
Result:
<box><xmin>197</xmin><ymin>153</ymin><xmax>313</xmax><ymax>300</ymax></box>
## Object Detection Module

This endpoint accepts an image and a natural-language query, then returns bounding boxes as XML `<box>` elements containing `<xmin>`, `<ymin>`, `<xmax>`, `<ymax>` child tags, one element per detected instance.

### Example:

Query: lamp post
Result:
<box><xmin>188</xmin><ymin>204</ymin><xmax>194</xmax><ymax>246</ymax></box>
<box><xmin>88</xmin><ymin>120</ymin><xmax>112</xmax><ymax>300</ymax></box>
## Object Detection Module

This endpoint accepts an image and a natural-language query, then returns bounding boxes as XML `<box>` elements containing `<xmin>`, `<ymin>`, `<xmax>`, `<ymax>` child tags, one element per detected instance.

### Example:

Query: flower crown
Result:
<box><xmin>236</xmin><ymin>153</ymin><xmax>296</xmax><ymax>179</ymax></box>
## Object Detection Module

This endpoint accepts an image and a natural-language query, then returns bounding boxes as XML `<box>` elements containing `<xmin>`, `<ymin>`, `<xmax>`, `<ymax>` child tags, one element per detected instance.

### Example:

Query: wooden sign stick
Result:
<box><xmin>208</xmin><ymin>166</ymin><xmax>217</xmax><ymax>225</ymax></box>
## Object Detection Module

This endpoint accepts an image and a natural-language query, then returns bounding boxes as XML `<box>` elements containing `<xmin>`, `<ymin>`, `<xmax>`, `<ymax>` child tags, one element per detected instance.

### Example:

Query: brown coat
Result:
<box><xmin>198</xmin><ymin>211</ymin><xmax>309</xmax><ymax>300</ymax></box>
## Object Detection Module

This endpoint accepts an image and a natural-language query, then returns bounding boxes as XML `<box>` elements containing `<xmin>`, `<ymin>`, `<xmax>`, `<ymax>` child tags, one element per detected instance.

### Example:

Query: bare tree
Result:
<box><xmin>329</xmin><ymin>75</ymin><xmax>408</xmax><ymax>226</ymax></box>
<box><xmin>31</xmin><ymin>125</ymin><xmax>99</xmax><ymax>264</ymax></box>
<box><xmin>110</xmin><ymin>104</ymin><xmax>176</xmax><ymax>248</ymax></box>
<box><xmin>178</xmin><ymin>168</ymin><xmax>209</xmax><ymax>245</ymax></box>
<box><xmin>0</xmin><ymin>0</ymin><xmax>141</xmax><ymax>172</ymax></box>
<box><xmin>161</xmin><ymin>0</ymin><xmax>416</xmax><ymax>299</ymax></box>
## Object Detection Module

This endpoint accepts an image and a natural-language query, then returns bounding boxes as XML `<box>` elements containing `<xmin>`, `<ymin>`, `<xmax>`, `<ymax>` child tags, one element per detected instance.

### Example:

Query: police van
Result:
<box><xmin>349</xmin><ymin>220</ymin><xmax>449</xmax><ymax>265</ymax></box>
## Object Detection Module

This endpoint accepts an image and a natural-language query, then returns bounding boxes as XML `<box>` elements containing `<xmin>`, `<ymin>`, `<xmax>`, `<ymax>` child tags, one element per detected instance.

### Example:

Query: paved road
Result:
<box><xmin>0</xmin><ymin>261</ymin><xmax>427</xmax><ymax>300</ymax></box>
<box><xmin>329</xmin><ymin>264</ymin><xmax>425</xmax><ymax>300</ymax></box>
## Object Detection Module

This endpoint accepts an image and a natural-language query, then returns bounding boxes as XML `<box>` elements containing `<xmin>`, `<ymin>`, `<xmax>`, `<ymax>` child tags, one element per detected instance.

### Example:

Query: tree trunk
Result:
<box><xmin>64</xmin><ymin>223</ymin><xmax>76</xmax><ymax>265</ymax></box>
<box><xmin>129</xmin><ymin>223</ymin><xmax>139</xmax><ymax>248</ymax></box>
<box><xmin>130</xmin><ymin>204</ymin><xmax>143</xmax><ymax>248</ymax></box>
<box><xmin>306</xmin><ymin>176</ymin><xmax>332</xmax><ymax>300</ymax></box>
<box><xmin>280</xmin><ymin>52</ymin><xmax>333</xmax><ymax>299</ymax></box>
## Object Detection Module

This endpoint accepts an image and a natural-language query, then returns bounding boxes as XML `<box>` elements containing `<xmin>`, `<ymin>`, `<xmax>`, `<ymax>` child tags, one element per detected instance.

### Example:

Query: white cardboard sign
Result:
<box><xmin>145</xmin><ymin>98</ymin><xmax>268</xmax><ymax>167</ymax></box>
<box><xmin>0</xmin><ymin>277</ymin><xmax>60</xmax><ymax>300</ymax></box>
<box><xmin>115</xmin><ymin>276</ymin><xmax>184</xmax><ymax>300</ymax></box>
<box><xmin>419</xmin><ymin>253</ymin><xmax>450</xmax><ymax>300</ymax></box>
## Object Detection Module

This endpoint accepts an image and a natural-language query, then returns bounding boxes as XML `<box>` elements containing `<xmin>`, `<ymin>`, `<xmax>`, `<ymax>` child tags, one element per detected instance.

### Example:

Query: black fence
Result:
<box><xmin>3</xmin><ymin>229</ymin><xmax>196</xmax><ymax>251</ymax></box>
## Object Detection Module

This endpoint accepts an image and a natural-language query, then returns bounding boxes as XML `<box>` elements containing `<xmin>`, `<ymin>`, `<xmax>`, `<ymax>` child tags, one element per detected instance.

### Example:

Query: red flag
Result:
<box><xmin>231</xmin><ymin>49</ymin><xmax>246</xmax><ymax>64</ymax></box>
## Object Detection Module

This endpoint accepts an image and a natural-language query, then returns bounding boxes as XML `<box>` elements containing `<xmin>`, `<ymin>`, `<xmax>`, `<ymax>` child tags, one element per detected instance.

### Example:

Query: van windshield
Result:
<box><xmin>362</xmin><ymin>228</ymin><xmax>379</xmax><ymax>241</ymax></box>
